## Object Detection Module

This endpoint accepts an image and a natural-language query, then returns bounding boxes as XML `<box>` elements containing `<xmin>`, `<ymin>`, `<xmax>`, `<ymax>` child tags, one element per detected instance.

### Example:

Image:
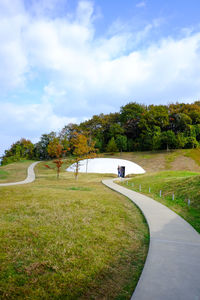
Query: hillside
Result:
<box><xmin>104</xmin><ymin>148</ymin><xmax>200</xmax><ymax>173</ymax></box>
<box><xmin>0</xmin><ymin>160</ymin><xmax>36</xmax><ymax>183</ymax></box>
<box><xmin>112</xmin><ymin>149</ymin><xmax>200</xmax><ymax>233</ymax></box>
<box><xmin>0</xmin><ymin>160</ymin><xmax>148</xmax><ymax>299</ymax></box>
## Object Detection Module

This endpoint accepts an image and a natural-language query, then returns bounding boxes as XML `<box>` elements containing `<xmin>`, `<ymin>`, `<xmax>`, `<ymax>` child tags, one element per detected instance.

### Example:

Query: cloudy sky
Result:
<box><xmin>1</xmin><ymin>0</ymin><xmax>200</xmax><ymax>156</ymax></box>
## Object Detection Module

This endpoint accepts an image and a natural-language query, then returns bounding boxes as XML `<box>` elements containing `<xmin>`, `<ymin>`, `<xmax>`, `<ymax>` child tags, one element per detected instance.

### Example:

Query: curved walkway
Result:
<box><xmin>0</xmin><ymin>161</ymin><xmax>40</xmax><ymax>186</ymax></box>
<box><xmin>102</xmin><ymin>179</ymin><xmax>200</xmax><ymax>300</ymax></box>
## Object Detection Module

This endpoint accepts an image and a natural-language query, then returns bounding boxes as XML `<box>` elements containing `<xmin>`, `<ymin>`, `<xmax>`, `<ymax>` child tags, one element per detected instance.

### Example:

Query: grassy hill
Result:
<box><xmin>0</xmin><ymin>160</ymin><xmax>148</xmax><ymax>299</ymax></box>
<box><xmin>0</xmin><ymin>160</ymin><xmax>35</xmax><ymax>183</ymax></box>
<box><xmin>1</xmin><ymin>149</ymin><xmax>200</xmax><ymax>298</ymax></box>
<box><xmin>113</xmin><ymin>149</ymin><xmax>200</xmax><ymax>233</ymax></box>
<box><xmin>104</xmin><ymin>148</ymin><xmax>200</xmax><ymax>173</ymax></box>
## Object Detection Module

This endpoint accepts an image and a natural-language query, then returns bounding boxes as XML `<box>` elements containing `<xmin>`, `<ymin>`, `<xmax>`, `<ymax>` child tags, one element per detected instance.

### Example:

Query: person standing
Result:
<box><xmin>117</xmin><ymin>165</ymin><xmax>121</xmax><ymax>177</ymax></box>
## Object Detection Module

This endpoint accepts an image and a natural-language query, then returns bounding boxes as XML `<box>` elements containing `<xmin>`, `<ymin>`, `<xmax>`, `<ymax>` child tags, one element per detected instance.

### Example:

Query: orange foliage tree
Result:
<box><xmin>47</xmin><ymin>139</ymin><xmax>67</xmax><ymax>179</ymax></box>
<box><xmin>71</xmin><ymin>132</ymin><xmax>96</xmax><ymax>180</ymax></box>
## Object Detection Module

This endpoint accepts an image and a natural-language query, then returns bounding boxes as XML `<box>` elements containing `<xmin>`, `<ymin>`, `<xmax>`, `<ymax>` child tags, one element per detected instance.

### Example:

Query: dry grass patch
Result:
<box><xmin>103</xmin><ymin>149</ymin><xmax>200</xmax><ymax>173</ymax></box>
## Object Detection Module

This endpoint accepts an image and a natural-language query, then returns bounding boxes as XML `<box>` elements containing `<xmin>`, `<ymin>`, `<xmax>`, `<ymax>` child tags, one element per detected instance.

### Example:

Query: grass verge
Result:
<box><xmin>0</xmin><ymin>161</ymin><xmax>149</xmax><ymax>299</ymax></box>
<box><xmin>0</xmin><ymin>160</ymin><xmax>35</xmax><ymax>183</ymax></box>
<box><xmin>120</xmin><ymin>171</ymin><xmax>200</xmax><ymax>233</ymax></box>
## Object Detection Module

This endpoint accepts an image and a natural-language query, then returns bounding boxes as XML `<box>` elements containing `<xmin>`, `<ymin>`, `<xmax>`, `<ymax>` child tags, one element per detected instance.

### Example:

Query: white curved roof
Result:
<box><xmin>66</xmin><ymin>158</ymin><xmax>145</xmax><ymax>175</ymax></box>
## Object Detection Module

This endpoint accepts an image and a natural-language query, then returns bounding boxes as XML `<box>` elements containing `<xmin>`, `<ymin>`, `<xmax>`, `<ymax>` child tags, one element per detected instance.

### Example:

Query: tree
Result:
<box><xmin>47</xmin><ymin>138</ymin><xmax>60</xmax><ymax>158</ymax></box>
<box><xmin>160</xmin><ymin>130</ymin><xmax>177</xmax><ymax>150</ymax></box>
<box><xmin>1</xmin><ymin>138</ymin><xmax>34</xmax><ymax>165</ymax></box>
<box><xmin>116</xmin><ymin>135</ymin><xmax>127</xmax><ymax>153</ymax></box>
<box><xmin>47</xmin><ymin>141</ymin><xmax>66</xmax><ymax>179</ymax></box>
<box><xmin>34</xmin><ymin>132</ymin><xmax>56</xmax><ymax>160</ymax></box>
<box><xmin>106</xmin><ymin>137</ymin><xmax>118</xmax><ymax>153</ymax></box>
<box><xmin>120</xmin><ymin>102</ymin><xmax>146</xmax><ymax>139</ymax></box>
<box><xmin>108</xmin><ymin>123</ymin><xmax>124</xmax><ymax>139</ymax></box>
<box><xmin>176</xmin><ymin>132</ymin><xmax>186</xmax><ymax>149</ymax></box>
<box><xmin>71</xmin><ymin>133</ymin><xmax>94</xmax><ymax>180</ymax></box>
<box><xmin>185</xmin><ymin>136</ymin><xmax>199</xmax><ymax>149</ymax></box>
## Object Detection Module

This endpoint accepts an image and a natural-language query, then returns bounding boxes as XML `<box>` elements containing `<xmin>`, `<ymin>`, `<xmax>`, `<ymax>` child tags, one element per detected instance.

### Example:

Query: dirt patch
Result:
<box><xmin>134</xmin><ymin>154</ymin><xmax>167</xmax><ymax>173</ymax></box>
<box><xmin>104</xmin><ymin>150</ymin><xmax>200</xmax><ymax>174</ymax></box>
<box><xmin>170</xmin><ymin>155</ymin><xmax>200</xmax><ymax>172</ymax></box>
<box><xmin>109</xmin><ymin>152</ymin><xmax>168</xmax><ymax>173</ymax></box>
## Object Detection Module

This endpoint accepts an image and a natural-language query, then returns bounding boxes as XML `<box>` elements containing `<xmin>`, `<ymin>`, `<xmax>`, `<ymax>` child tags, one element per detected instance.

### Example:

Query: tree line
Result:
<box><xmin>2</xmin><ymin>101</ymin><xmax>200</xmax><ymax>165</ymax></box>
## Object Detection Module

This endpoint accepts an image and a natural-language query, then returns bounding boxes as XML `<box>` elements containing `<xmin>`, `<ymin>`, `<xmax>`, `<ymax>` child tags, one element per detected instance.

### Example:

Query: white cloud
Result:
<box><xmin>0</xmin><ymin>101</ymin><xmax>77</xmax><ymax>156</ymax></box>
<box><xmin>136</xmin><ymin>2</ymin><xmax>146</xmax><ymax>8</ymax></box>
<box><xmin>0</xmin><ymin>101</ymin><xmax>77</xmax><ymax>134</ymax></box>
<box><xmin>1</xmin><ymin>0</ymin><xmax>200</xmax><ymax>153</ymax></box>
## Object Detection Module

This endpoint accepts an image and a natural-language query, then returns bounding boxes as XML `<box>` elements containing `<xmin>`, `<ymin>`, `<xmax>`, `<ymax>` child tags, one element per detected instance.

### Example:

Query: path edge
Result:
<box><xmin>102</xmin><ymin>177</ymin><xmax>151</xmax><ymax>299</ymax></box>
<box><xmin>0</xmin><ymin>161</ymin><xmax>40</xmax><ymax>186</ymax></box>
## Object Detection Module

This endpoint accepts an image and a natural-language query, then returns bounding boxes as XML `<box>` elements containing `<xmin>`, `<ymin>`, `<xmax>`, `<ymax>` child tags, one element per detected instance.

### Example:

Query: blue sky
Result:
<box><xmin>1</xmin><ymin>0</ymin><xmax>200</xmax><ymax>156</ymax></box>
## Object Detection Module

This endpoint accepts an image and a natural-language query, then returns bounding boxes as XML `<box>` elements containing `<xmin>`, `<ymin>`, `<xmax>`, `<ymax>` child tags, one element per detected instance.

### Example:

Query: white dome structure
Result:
<box><xmin>66</xmin><ymin>158</ymin><xmax>145</xmax><ymax>176</ymax></box>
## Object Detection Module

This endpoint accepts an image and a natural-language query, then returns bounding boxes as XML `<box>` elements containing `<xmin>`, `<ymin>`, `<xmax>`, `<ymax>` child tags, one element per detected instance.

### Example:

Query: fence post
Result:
<box><xmin>149</xmin><ymin>187</ymin><xmax>151</xmax><ymax>193</ymax></box>
<box><xmin>159</xmin><ymin>190</ymin><xmax>162</xmax><ymax>197</ymax></box>
<box><xmin>172</xmin><ymin>193</ymin><xmax>174</xmax><ymax>201</ymax></box>
<box><xmin>188</xmin><ymin>199</ymin><xmax>191</xmax><ymax>206</ymax></box>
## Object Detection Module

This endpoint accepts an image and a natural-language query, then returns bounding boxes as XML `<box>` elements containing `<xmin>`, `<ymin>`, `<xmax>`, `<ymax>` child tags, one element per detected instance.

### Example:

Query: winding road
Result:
<box><xmin>102</xmin><ymin>178</ymin><xmax>200</xmax><ymax>300</ymax></box>
<box><xmin>0</xmin><ymin>161</ymin><xmax>40</xmax><ymax>186</ymax></box>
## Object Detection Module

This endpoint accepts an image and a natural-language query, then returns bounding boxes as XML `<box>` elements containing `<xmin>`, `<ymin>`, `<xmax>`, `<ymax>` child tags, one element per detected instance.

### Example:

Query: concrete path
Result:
<box><xmin>102</xmin><ymin>178</ymin><xmax>200</xmax><ymax>300</ymax></box>
<box><xmin>0</xmin><ymin>161</ymin><xmax>40</xmax><ymax>186</ymax></box>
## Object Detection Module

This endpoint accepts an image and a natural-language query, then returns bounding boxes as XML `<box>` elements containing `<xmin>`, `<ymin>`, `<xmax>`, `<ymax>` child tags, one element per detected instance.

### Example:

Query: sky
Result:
<box><xmin>1</xmin><ymin>0</ymin><xmax>200</xmax><ymax>156</ymax></box>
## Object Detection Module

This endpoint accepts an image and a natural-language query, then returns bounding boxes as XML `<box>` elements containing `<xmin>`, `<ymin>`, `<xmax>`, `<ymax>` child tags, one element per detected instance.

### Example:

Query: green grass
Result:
<box><xmin>0</xmin><ymin>160</ymin><xmax>35</xmax><ymax>183</ymax></box>
<box><xmin>0</xmin><ymin>170</ymin><xmax>9</xmax><ymax>180</ymax></box>
<box><xmin>184</xmin><ymin>148</ymin><xmax>200</xmax><ymax>166</ymax></box>
<box><xmin>66</xmin><ymin>186</ymin><xmax>93</xmax><ymax>191</ymax></box>
<box><xmin>120</xmin><ymin>171</ymin><xmax>200</xmax><ymax>233</ymax></box>
<box><xmin>0</xmin><ymin>161</ymin><xmax>149</xmax><ymax>299</ymax></box>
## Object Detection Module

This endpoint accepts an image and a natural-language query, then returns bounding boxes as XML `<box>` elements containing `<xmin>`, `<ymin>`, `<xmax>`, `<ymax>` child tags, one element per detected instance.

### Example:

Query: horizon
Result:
<box><xmin>1</xmin><ymin>0</ymin><xmax>200</xmax><ymax>156</ymax></box>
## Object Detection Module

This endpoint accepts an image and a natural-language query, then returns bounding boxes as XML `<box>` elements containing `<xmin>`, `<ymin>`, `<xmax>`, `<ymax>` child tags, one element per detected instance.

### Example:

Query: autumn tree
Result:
<box><xmin>47</xmin><ymin>139</ymin><xmax>66</xmax><ymax>179</ymax></box>
<box><xmin>71</xmin><ymin>132</ymin><xmax>96</xmax><ymax>180</ymax></box>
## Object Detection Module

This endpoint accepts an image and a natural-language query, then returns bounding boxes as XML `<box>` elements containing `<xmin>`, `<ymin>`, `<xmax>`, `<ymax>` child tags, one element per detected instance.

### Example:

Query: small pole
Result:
<box><xmin>149</xmin><ymin>187</ymin><xmax>151</xmax><ymax>193</ymax></box>
<box><xmin>126</xmin><ymin>181</ymin><xmax>128</xmax><ymax>186</ymax></box>
<box><xmin>160</xmin><ymin>190</ymin><xmax>162</xmax><ymax>197</ymax></box>
<box><xmin>188</xmin><ymin>199</ymin><xmax>190</xmax><ymax>206</ymax></box>
<box><xmin>139</xmin><ymin>184</ymin><xmax>141</xmax><ymax>191</ymax></box>
<box><xmin>172</xmin><ymin>194</ymin><xmax>174</xmax><ymax>201</ymax></box>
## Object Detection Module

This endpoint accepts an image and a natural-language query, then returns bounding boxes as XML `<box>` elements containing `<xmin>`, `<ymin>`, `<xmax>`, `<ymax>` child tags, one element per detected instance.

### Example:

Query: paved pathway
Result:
<box><xmin>0</xmin><ymin>161</ymin><xmax>40</xmax><ymax>186</ymax></box>
<box><xmin>102</xmin><ymin>178</ymin><xmax>200</xmax><ymax>300</ymax></box>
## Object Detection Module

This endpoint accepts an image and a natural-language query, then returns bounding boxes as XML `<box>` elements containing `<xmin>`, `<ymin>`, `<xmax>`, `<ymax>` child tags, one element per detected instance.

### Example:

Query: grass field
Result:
<box><xmin>1</xmin><ymin>149</ymin><xmax>200</xmax><ymax>298</ymax></box>
<box><xmin>120</xmin><ymin>170</ymin><xmax>200</xmax><ymax>233</ymax></box>
<box><xmin>0</xmin><ymin>161</ymin><xmax>149</xmax><ymax>299</ymax></box>
<box><xmin>0</xmin><ymin>160</ymin><xmax>35</xmax><ymax>183</ymax></box>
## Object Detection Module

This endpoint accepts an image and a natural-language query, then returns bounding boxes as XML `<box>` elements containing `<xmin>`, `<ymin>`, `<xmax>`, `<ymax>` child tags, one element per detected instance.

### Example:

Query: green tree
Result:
<box><xmin>120</xmin><ymin>102</ymin><xmax>146</xmax><ymax>139</ymax></box>
<box><xmin>116</xmin><ymin>135</ymin><xmax>127</xmax><ymax>153</ymax></box>
<box><xmin>34</xmin><ymin>132</ymin><xmax>56</xmax><ymax>160</ymax></box>
<box><xmin>176</xmin><ymin>132</ymin><xmax>187</xmax><ymax>148</ymax></box>
<box><xmin>106</xmin><ymin>137</ymin><xmax>118</xmax><ymax>153</ymax></box>
<box><xmin>185</xmin><ymin>137</ymin><xmax>199</xmax><ymax>149</ymax></box>
<box><xmin>160</xmin><ymin>130</ymin><xmax>177</xmax><ymax>150</ymax></box>
<box><xmin>2</xmin><ymin>138</ymin><xmax>34</xmax><ymax>165</ymax></box>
